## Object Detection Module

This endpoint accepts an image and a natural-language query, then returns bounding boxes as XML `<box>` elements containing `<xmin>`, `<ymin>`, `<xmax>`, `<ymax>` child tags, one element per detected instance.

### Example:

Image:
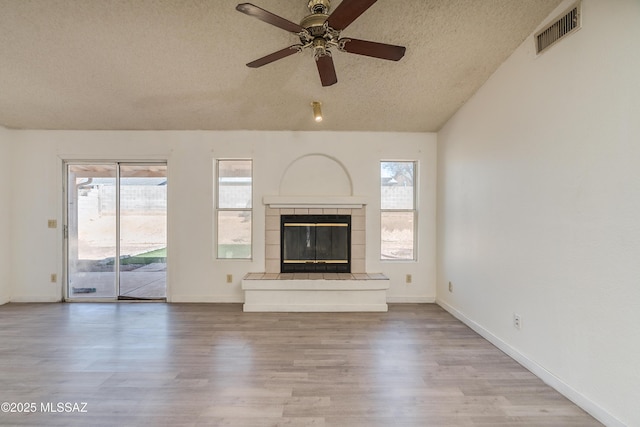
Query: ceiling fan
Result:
<box><xmin>236</xmin><ymin>0</ymin><xmax>406</xmax><ymax>87</ymax></box>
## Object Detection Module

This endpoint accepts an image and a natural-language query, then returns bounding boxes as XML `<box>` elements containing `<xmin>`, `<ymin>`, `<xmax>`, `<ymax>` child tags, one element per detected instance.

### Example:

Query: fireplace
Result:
<box><xmin>242</xmin><ymin>155</ymin><xmax>389</xmax><ymax>312</ymax></box>
<box><xmin>281</xmin><ymin>214</ymin><xmax>351</xmax><ymax>273</ymax></box>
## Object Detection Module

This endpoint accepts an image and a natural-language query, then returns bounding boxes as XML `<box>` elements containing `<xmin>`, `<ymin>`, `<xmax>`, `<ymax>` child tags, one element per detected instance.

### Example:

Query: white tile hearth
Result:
<box><xmin>242</xmin><ymin>272</ymin><xmax>389</xmax><ymax>312</ymax></box>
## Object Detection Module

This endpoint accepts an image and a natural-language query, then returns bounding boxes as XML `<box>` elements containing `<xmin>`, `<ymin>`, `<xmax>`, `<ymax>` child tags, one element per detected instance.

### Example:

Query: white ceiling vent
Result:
<box><xmin>535</xmin><ymin>1</ymin><xmax>581</xmax><ymax>54</ymax></box>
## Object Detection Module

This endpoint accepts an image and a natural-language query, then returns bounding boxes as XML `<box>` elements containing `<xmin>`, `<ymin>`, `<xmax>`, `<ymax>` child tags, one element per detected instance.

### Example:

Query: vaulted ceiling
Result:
<box><xmin>0</xmin><ymin>0</ymin><xmax>563</xmax><ymax>132</ymax></box>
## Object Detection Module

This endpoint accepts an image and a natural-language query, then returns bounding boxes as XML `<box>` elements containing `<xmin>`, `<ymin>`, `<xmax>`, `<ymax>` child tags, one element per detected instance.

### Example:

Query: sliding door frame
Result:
<box><xmin>63</xmin><ymin>160</ymin><xmax>169</xmax><ymax>302</ymax></box>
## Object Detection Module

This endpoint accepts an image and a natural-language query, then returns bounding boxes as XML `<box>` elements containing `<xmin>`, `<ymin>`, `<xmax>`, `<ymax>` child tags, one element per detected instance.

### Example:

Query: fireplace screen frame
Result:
<box><xmin>280</xmin><ymin>214</ymin><xmax>351</xmax><ymax>273</ymax></box>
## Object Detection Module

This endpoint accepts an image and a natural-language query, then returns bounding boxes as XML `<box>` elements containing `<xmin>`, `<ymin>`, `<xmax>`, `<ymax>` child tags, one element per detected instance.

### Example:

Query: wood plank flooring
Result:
<box><xmin>0</xmin><ymin>303</ymin><xmax>601</xmax><ymax>426</ymax></box>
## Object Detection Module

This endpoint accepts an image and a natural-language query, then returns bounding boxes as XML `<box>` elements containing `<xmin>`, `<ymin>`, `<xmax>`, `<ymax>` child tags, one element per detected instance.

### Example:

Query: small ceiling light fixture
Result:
<box><xmin>311</xmin><ymin>101</ymin><xmax>323</xmax><ymax>122</ymax></box>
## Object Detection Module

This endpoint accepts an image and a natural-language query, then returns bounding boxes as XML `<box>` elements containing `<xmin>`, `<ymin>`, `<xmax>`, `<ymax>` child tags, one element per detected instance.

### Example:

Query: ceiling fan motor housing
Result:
<box><xmin>300</xmin><ymin>13</ymin><xmax>330</xmax><ymax>36</ymax></box>
<box><xmin>303</xmin><ymin>0</ymin><xmax>332</xmax><ymax>37</ymax></box>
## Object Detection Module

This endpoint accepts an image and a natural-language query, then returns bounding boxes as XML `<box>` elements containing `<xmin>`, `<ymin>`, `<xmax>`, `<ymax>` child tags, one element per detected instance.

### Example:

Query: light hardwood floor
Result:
<box><xmin>0</xmin><ymin>303</ymin><xmax>601</xmax><ymax>426</ymax></box>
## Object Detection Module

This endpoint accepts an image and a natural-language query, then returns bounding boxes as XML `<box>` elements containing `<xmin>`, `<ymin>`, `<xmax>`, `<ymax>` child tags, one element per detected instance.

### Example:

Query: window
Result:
<box><xmin>380</xmin><ymin>161</ymin><xmax>416</xmax><ymax>261</ymax></box>
<box><xmin>216</xmin><ymin>159</ymin><xmax>252</xmax><ymax>259</ymax></box>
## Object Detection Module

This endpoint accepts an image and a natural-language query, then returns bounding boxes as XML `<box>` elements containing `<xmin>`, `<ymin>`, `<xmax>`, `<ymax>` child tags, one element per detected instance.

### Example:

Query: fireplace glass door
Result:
<box><xmin>281</xmin><ymin>215</ymin><xmax>350</xmax><ymax>273</ymax></box>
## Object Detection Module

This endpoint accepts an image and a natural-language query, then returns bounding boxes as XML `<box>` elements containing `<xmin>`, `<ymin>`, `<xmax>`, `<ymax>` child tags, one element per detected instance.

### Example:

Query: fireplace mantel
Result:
<box><xmin>263</xmin><ymin>195</ymin><xmax>367</xmax><ymax>209</ymax></box>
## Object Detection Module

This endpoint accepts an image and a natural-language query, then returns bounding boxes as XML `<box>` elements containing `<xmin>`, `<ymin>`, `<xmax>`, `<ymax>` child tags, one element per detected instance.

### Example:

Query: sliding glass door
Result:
<box><xmin>66</xmin><ymin>163</ymin><xmax>167</xmax><ymax>300</ymax></box>
<box><xmin>67</xmin><ymin>164</ymin><xmax>117</xmax><ymax>298</ymax></box>
<box><xmin>118</xmin><ymin>164</ymin><xmax>167</xmax><ymax>299</ymax></box>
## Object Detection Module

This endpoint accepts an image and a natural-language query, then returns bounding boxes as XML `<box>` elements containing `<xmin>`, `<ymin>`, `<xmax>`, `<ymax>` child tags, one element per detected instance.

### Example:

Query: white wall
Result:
<box><xmin>9</xmin><ymin>130</ymin><xmax>437</xmax><ymax>303</ymax></box>
<box><xmin>0</xmin><ymin>126</ymin><xmax>12</xmax><ymax>304</ymax></box>
<box><xmin>437</xmin><ymin>1</ymin><xmax>640</xmax><ymax>426</ymax></box>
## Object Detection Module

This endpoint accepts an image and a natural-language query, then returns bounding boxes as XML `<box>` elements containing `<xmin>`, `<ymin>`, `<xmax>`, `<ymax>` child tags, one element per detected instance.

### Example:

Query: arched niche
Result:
<box><xmin>279</xmin><ymin>153</ymin><xmax>352</xmax><ymax>196</ymax></box>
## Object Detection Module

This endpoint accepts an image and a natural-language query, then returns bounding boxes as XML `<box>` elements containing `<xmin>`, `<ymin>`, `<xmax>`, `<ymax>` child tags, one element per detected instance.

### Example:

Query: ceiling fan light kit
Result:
<box><xmin>236</xmin><ymin>0</ymin><xmax>406</xmax><ymax>87</ymax></box>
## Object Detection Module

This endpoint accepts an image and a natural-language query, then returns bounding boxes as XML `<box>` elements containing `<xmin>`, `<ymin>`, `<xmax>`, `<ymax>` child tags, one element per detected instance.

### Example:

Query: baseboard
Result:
<box><xmin>436</xmin><ymin>298</ymin><xmax>625</xmax><ymax>427</ymax></box>
<box><xmin>386</xmin><ymin>296</ymin><xmax>435</xmax><ymax>303</ymax></box>
<box><xmin>10</xmin><ymin>295</ymin><xmax>61</xmax><ymax>303</ymax></box>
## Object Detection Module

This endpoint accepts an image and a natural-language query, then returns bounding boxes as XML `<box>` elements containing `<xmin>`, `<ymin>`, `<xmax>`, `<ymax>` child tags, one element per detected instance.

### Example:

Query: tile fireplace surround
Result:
<box><xmin>266</xmin><ymin>207</ymin><xmax>365</xmax><ymax>274</ymax></box>
<box><xmin>241</xmin><ymin>206</ymin><xmax>390</xmax><ymax>312</ymax></box>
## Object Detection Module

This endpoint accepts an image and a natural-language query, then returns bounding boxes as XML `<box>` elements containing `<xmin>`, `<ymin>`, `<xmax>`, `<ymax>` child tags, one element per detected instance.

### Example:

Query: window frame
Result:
<box><xmin>215</xmin><ymin>159</ymin><xmax>253</xmax><ymax>260</ymax></box>
<box><xmin>380</xmin><ymin>160</ymin><xmax>418</xmax><ymax>262</ymax></box>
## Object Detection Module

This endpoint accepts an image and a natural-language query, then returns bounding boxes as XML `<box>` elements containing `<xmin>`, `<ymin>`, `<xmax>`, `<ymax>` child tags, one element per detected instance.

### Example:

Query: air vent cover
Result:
<box><xmin>535</xmin><ymin>1</ymin><xmax>581</xmax><ymax>54</ymax></box>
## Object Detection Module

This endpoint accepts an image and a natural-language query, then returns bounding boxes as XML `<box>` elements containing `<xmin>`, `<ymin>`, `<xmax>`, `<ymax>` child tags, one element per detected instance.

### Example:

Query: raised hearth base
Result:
<box><xmin>242</xmin><ymin>273</ymin><xmax>389</xmax><ymax>312</ymax></box>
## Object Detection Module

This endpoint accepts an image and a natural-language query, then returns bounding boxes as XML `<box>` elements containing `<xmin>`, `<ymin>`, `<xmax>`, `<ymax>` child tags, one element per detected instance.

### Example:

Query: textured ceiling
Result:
<box><xmin>0</xmin><ymin>0</ymin><xmax>563</xmax><ymax>132</ymax></box>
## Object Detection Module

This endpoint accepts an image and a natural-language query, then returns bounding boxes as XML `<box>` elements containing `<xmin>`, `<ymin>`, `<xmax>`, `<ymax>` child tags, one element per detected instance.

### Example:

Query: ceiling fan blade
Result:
<box><xmin>340</xmin><ymin>38</ymin><xmax>406</xmax><ymax>61</ymax></box>
<box><xmin>327</xmin><ymin>0</ymin><xmax>377</xmax><ymax>31</ymax></box>
<box><xmin>316</xmin><ymin>54</ymin><xmax>337</xmax><ymax>87</ymax></box>
<box><xmin>246</xmin><ymin>45</ymin><xmax>301</xmax><ymax>68</ymax></box>
<box><xmin>236</xmin><ymin>3</ymin><xmax>306</xmax><ymax>33</ymax></box>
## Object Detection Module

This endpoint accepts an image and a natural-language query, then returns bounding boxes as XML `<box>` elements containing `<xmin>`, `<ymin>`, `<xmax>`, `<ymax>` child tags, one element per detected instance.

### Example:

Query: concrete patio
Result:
<box><xmin>69</xmin><ymin>262</ymin><xmax>166</xmax><ymax>300</ymax></box>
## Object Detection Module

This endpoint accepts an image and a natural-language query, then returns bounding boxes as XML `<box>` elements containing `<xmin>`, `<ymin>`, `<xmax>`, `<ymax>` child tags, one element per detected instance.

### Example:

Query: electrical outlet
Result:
<box><xmin>226</xmin><ymin>274</ymin><xmax>233</xmax><ymax>283</ymax></box>
<box><xmin>47</xmin><ymin>219</ymin><xmax>57</xmax><ymax>229</ymax></box>
<box><xmin>50</xmin><ymin>274</ymin><xmax>57</xmax><ymax>283</ymax></box>
<box><xmin>405</xmin><ymin>274</ymin><xmax>412</xmax><ymax>284</ymax></box>
<box><xmin>514</xmin><ymin>314</ymin><xmax>522</xmax><ymax>330</ymax></box>
<box><xmin>448</xmin><ymin>281</ymin><xmax>453</xmax><ymax>292</ymax></box>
